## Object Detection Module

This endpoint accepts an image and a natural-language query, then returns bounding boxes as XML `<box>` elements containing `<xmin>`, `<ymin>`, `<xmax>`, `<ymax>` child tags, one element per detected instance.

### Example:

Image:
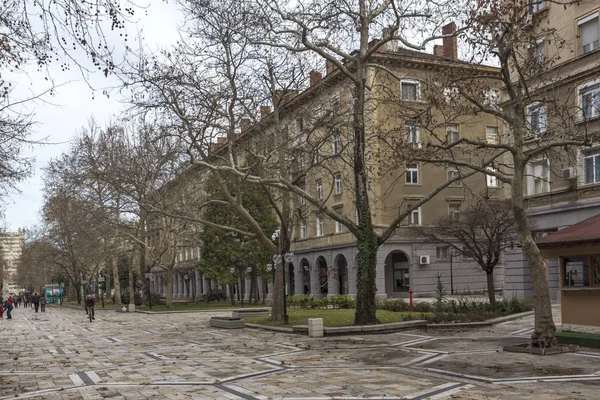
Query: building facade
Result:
<box><xmin>0</xmin><ymin>232</ymin><xmax>25</xmax><ymax>298</ymax></box>
<box><xmin>503</xmin><ymin>1</ymin><xmax>600</xmax><ymax>301</ymax></box>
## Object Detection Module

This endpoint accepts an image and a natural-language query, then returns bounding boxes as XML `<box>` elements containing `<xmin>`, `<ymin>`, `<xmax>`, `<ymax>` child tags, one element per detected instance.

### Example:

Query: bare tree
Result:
<box><xmin>407</xmin><ymin>1</ymin><xmax>598</xmax><ymax>347</ymax></box>
<box><xmin>418</xmin><ymin>198</ymin><xmax>516</xmax><ymax>306</ymax></box>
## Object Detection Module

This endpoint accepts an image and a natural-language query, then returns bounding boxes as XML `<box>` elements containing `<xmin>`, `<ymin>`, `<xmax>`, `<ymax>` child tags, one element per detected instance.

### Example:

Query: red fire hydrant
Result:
<box><xmin>409</xmin><ymin>289</ymin><xmax>414</xmax><ymax>312</ymax></box>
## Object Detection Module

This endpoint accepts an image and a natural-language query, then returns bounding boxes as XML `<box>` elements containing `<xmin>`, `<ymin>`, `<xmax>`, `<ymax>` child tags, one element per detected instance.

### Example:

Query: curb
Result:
<box><xmin>136</xmin><ymin>307</ymin><xmax>272</xmax><ymax>315</ymax></box>
<box><xmin>242</xmin><ymin>311</ymin><xmax>535</xmax><ymax>336</ymax></box>
<box><xmin>425</xmin><ymin>311</ymin><xmax>535</xmax><ymax>329</ymax></box>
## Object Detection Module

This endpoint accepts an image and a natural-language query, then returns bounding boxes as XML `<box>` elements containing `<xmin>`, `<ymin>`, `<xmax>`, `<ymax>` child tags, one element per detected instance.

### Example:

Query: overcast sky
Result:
<box><xmin>3</xmin><ymin>2</ymin><xmax>183</xmax><ymax>231</ymax></box>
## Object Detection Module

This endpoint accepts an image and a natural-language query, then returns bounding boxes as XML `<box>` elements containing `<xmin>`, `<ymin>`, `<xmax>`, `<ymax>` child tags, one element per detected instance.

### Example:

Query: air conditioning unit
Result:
<box><xmin>419</xmin><ymin>255</ymin><xmax>430</xmax><ymax>265</ymax></box>
<box><xmin>562</xmin><ymin>167</ymin><xmax>577</xmax><ymax>180</ymax></box>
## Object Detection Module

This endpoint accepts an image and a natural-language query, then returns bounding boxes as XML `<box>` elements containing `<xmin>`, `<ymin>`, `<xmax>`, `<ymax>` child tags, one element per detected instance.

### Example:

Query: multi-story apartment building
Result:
<box><xmin>280</xmin><ymin>32</ymin><xmax>504</xmax><ymax>299</ymax></box>
<box><xmin>0</xmin><ymin>232</ymin><xmax>25</xmax><ymax>297</ymax></box>
<box><xmin>148</xmin><ymin>24</ymin><xmax>511</xmax><ymax>300</ymax></box>
<box><xmin>503</xmin><ymin>1</ymin><xmax>600</xmax><ymax>300</ymax></box>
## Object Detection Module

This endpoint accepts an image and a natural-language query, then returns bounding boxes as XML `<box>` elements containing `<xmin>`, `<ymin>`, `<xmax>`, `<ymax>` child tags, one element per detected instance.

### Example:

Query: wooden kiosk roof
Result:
<box><xmin>537</xmin><ymin>214</ymin><xmax>600</xmax><ymax>248</ymax></box>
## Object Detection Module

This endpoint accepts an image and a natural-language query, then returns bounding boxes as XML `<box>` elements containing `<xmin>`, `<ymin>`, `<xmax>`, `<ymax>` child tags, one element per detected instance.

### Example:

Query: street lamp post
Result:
<box><xmin>183</xmin><ymin>273</ymin><xmax>190</xmax><ymax>300</ymax></box>
<box><xmin>144</xmin><ymin>272</ymin><xmax>153</xmax><ymax>309</ymax></box>
<box><xmin>271</xmin><ymin>228</ymin><xmax>291</xmax><ymax>325</ymax></box>
<box><xmin>449</xmin><ymin>248</ymin><xmax>455</xmax><ymax>295</ymax></box>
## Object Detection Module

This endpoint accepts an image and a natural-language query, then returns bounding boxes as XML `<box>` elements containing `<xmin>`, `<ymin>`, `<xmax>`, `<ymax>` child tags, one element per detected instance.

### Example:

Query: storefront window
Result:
<box><xmin>594</xmin><ymin>257</ymin><xmax>600</xmax><ymax>286</ymax></box>
<box><xmin>563</xmin><ymin>257</ymin><xmax>590</xmax><ymax>287</ymax></box>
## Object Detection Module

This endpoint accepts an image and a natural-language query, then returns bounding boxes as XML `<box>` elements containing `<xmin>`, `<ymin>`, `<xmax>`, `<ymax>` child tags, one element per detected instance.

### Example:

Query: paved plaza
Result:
<box><xmin>0</xmin><ymin>305</ymin><xmax>598</xmax><ymax>399</ymax></box>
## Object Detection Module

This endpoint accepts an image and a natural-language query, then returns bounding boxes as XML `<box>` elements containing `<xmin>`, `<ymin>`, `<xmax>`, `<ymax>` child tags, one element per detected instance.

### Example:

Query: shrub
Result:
<box><xmin>378</xmin><ymin>299</ymin><xmax>409</xmax><ymax>312</ymax></box>
<box><xmin>412</xmin><ymin>301</ymin><xmax>432</xmax><ymax>313</ymax></box>
<box><xmin>330</xmin><ymin>295</ymin><xmax>356</xmax><ymax>309</ymax></box>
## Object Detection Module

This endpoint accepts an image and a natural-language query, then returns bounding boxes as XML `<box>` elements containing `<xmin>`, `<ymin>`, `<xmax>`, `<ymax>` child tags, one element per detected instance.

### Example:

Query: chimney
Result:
<box><xmin>434</xmin><ymin>45</ymin><xmax>444</xmax><ymax>57</ymax></box>
<box><xmin>240</xmin><ymin>118</ymin><xmax>251</xmax><ymax>134</ymax></box>
<box><xmin>326</xmin><ymin>59</ymin><xmax>335</xmax><ymax>75</ymax></box>
<box><xmin>442</xmin><ymin>22</ymin><xmax>457</xmax><ymax>60</ymax></box>
<box><xmin>260</xmin><ymin>105</ymin><xmax>271</xmax><ymax>119</ymax></box>
<box><xmin>309</xmin><ymin>70</ymin><xmax>322</xmax><ymax>87</ymax></box>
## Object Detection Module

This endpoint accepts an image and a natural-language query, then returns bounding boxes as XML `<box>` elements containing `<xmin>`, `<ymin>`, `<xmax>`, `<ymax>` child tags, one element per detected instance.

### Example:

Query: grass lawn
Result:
<box><xmin>136</xmin><ymin>302</ymin><xmax>270</xmax><ymax>311</ymax></box>
<box><xmin>245</xmin><ymin>309</ymin><xmax>434</xmax><ymax>327</ymax></box>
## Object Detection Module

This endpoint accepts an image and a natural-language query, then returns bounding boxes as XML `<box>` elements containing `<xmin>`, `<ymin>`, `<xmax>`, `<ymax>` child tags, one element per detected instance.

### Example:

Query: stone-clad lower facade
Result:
<box><xmin>289</xmin><ymin>241</ymin><xmax>504</xmax><ymax>299</ymax></box>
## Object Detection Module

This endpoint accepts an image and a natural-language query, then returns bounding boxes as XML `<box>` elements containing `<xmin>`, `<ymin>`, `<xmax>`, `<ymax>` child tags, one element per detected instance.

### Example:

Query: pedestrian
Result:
<box><xmin>40</xmin><ymin>296</ymin><xmax>47</xmax><ymax>312</ymax></box>
<box><xmin>32</xmin><ymin>292</ymin><xmax>40</xmax><ymax>313</ymax></box>
<box><xmin>3</xmin><ymin>298</ymin><xmax>13</xmax><ymax>319</ymax></box>
<box><xmin>7</xmin><ymin>295</ymin><xmax>13</xmax><ymax>305</ymax></box>
<box><xmin>0</xmin><ymin>302</ymin><xmax>3</xmax><ymax>319</ymax></box>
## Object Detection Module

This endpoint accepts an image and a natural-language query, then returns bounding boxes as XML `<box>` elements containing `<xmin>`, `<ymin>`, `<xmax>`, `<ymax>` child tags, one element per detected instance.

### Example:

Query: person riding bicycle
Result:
<box><xmin>85</xmin><ymin>295</ymin><xmax>95</xmax><ymax>320</ymax></box>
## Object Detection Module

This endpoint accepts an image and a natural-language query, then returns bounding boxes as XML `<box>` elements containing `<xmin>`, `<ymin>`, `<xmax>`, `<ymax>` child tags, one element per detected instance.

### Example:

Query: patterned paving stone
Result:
<box><xmin>0</xmin><ymin>305</ymin><xmax>598</xmax><ymax>399</ymax></box>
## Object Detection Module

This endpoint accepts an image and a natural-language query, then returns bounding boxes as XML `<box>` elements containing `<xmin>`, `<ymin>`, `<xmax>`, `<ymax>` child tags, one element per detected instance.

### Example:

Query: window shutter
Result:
<box><xmin>580</xmin><ymin>16</ymin><xmax>599</xmax><ymax>52</ymax></box>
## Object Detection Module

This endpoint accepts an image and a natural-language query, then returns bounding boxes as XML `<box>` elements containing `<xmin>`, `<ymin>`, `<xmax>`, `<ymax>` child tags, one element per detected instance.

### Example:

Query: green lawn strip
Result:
<box><xmin>137</xmin><ymin>302</ymin><xmax>269</xmax><ymax>311</ymax></box>
<box><xmin>245</xmin><ymin>309</ymin><xmax>435</xmax><ymax>327</ymax></box>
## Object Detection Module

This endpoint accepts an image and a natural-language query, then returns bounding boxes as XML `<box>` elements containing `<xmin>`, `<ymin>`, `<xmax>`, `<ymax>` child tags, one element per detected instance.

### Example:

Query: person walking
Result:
<box><xmin>40</xmin><ymin>295</ymin><xmax>47</xmax><ymax>312</ymax></box>
<box><xmin>32</xmin><ymin>292</ymin><xmax>40</xmax><ymax>313</ymax></box>
<box><xmin>3</xmin><ymin>298</ymin><xmax>13</xmax><ymax>319</ymax></box>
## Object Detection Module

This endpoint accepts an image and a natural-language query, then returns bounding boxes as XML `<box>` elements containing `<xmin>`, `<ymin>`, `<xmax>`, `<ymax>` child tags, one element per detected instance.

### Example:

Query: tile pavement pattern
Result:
<box><xmin>1</xmin><ymin>305</ymin><xmax>599</xmax><ymax>399</ymax></box>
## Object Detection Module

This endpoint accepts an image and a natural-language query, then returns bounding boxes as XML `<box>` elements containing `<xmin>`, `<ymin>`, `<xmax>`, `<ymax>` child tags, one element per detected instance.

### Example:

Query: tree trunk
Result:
<box><xmin>106</xmin><ymin>269</ymin><xmax>112</xmax><ymax>304</ymax></box>
<box><xmin>271</xmin><ymin>261</ymin><xmax>284</xmax><ymax>321</ymax></box>
<box><xmin>128</xmin><ymin>256</ymin><xmax>135</xmax><ymax>305</ymax></box>
<box><xmin>262</xmin><ymin>276</ymin><xmax>267</xmax><ymax>305</ymax></box>
<box><xmin>112</xmin><ymin>257</ymin><xmax>122</xmax><ymax>306</ymax></box>
<box><xmin>229</xmin><ymin>283</ymin><xmax>236</xmax><ymax>305</ymax></box>
<box><xmin>352</xmin><ymin>55</ymin><xmax>379</xmax><ymax>326</ymax></box>
<box><xmin>512</xmin><ymin>161</ymin><xmax>557</xmax><ymax>348</ymax></box>
<box><xmin>486</xmin><ymin>271</ymin><xmax>496</xmax><ymax>307</ymax></box>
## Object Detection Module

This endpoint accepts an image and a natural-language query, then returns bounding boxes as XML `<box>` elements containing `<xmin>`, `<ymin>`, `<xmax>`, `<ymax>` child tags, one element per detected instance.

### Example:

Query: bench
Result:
<box><xmin>210</xmin><ymin>317</ymin><xmax>245</xmax><ymax>329</ymax></box>
<box><xmin>231</xmin><ymin>308</ymin><xmax>270</xmax><ymax>318</ymax></box>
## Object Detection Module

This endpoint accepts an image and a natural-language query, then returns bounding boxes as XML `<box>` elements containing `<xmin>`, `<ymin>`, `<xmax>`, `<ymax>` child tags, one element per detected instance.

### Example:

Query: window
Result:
<box><xmin>529</xmin><ymin>0</ymin><xmax>544</xmax><ymax>14</ymax></box>
<box><xmin>579</xmin><ymin>13</ymin><xmax>599</xmax><ymax>55</ymax></box>
<box><xmin>486</xmin><ymin>126</ymin><xmax>499</xmax><ymax>144</ymax></box>
<box><xmin>446</xmin><ymin>124</ymin><xmax>459</xmax><ymax>144</ymax></box>
<box><xmin>407</xmin><ymin>205</ymin><xmax>421</xmax><ymax>225</ymax></box>
<box><xmin>299</xmin><ymin>184</ymin><xmax>306</xmax><ymax>205</ymax></box>
<box><xmin>316</xmin><ymin>216</ymin><xmax>324</xmax><ymax>236</ymax></box>
<box><xmin>436</xmin><ymin>246</ymin><xmax>449</xmax><ymax>259</ymax></box>
<box><xmin>401</xmin><ymin>81</ymin><xmax>419</xmax><ymax>101</ymax></box>
<box><xmin>528</xmin><ymin>160</ymin><xmax>550</xmax><ymax>195</ymax></box>
<box><xmin>563</xmin><ymin>257</ymin><xmax>590</xmax><ymax>287</ymax></box>
<box><xmin>406</xmin><ymin>163</ymin><xmax>419</xmax><ymax>184</ymax></box>
<box><xmin>335</xmin><ymin>220</ymin><xmax>344</xmax><ymax>233</ymax></box>
<box><xmin>315</xmin><ymin>148</ymin><xmax>322</xmax><ymax>163</ymax></box>
<box><xmin>584</xmin><ymin>148</ymin><xmax>600</xmax><ymax>184</ymax></box>
<box><xmin>332</xmin><ymin>134</ymin><xmax>342</xmax><ymax>154</ymax></box>
<box><xmin>330</xmin><ymin>96</ymin><xmax>341</xmax><ymax>115</ymax></box>
<box><xmin>316</xmin><ymin>179</ymin><xmax>323</xmax><ymax>200</ymax></box>
<box><xmin>300</xmin><ymin>221</ymin><xmax>307</xmax><ymax>239</ymax></box>
<box><xmin>484</xmin><ymin>89</ymin><xmax>500</xmax><ymax>108</ymax></box>
<box><xmin>527</xmin><ymin>102</ymin><xmax>547</xmax><ymax>134</ymax></box>
<box><xmin>295</xmin><ymin>118</ymin><xmax>303</xmax><ymax>136</ymax></box>
<box><xmin>444</xmin><ymin>87</ymin><xmax>460</xmax><ymax>105</ymax></box>
<box><xmin>334</xmin><ymin>173</ymin><xmax>342</xmax><ymax>194</ymax></box>
<box><xmin>448</xmin><ymin>203</ymin><xmax>461</xmax><ymax>222</ymax></box>
<box><xmin>447</xmin><ymin>167</ymin><xmax>461</xmax><ymax>186</ymax></box>
<box><xmin>563</xmin><ymin>256</ymin><xmax>600</xmax><ymax>287</ymax></box>
<box><xmin>405</xmin><ymin>119</ymin><xmax>419</xmax><ymax>144</ymax></box>
<box><xmin>486</xmin><ymin>167</ymin><xmax>499</xmax><ymax>187</ymax></box>
<box><xmin>579</xmin><ymin>80</ymin><xmax>600</xmax><ymax>119</ymax></box>
<box><xmin>299</xmin><ymin>153</ymin><xmax>306</xmax><ymax>172</ymax></box>
<box><xmin>531</xmin><ymin>39</ymin><xmax>545</xmax><ymax>68</ymax></box>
